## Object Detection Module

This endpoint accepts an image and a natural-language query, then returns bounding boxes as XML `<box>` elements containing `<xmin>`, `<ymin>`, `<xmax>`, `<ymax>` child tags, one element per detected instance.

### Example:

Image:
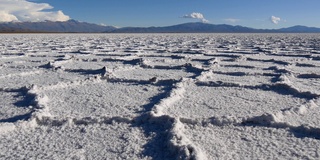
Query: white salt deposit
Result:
<box><xmin>0</xmin><ymin>33</ymin><xmax>320</xmax><ymax>159</ymax></box>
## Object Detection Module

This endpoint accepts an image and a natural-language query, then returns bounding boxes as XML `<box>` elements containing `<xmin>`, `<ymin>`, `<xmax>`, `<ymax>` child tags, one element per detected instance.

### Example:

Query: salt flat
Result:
<box><xmin>0</xmin><ymin>33</ymin><xmax>320</xmax><ymax>159</ymax></box>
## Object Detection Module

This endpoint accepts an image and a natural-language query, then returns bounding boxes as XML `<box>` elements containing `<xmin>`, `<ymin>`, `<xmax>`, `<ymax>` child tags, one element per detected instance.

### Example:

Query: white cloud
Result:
<box><xmin>270</xmin><ymin>16</ymin><xmax>281</xmax><ymax>24</ymax></box>
<box><xmin>224</xmin><ymin>18</ymin><xmax>240</xmax><ymax>23</ymax></box>
<box><xmin>0</xmin><ymin>11</ymin><xmax>18</xmax><ymax>22</ymax></box>
<box><xmin>182</xmin><ymin>12</ymin><xmax>209</xmax><ymax>23</ymax></box>
<box><xmin>0</xmin><ymin>0</ymin><xmax>70</xmax><ymax>22</ymax></box>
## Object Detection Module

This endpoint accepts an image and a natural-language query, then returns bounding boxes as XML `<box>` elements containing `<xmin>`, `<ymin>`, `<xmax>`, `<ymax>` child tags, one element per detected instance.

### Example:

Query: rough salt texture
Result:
<box><xmin>1</xmin><ymin>33</ymin><xmax>320</xmax><ymax>159</ymax></box>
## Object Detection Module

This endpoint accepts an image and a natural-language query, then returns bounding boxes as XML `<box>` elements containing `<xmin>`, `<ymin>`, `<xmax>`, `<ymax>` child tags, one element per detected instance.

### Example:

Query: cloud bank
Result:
<box><xmin>270</xmin><ymin>16</ymin><xmax>281</xmax><ymax>24</ymax></box>
<box><xmin>182</xmin><ymin>12</ymin><xmax>209</xmax><ymax>23</ymax></box>
<box><xmin>0</xmin><ymin>0</ymin><xmax>70</xmax><ymax>22</ymax></box>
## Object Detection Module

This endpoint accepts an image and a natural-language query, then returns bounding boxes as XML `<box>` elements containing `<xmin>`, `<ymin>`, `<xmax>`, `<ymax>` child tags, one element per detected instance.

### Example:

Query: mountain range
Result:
<box><xmin>1</xmin><ymin>20</ymin><xmax>320</xmax><ymax>33</ymax></box>
<box><xmin>0</xmin><ymin>20</ymin><xmax>116</xmax><ymax>33</ymax></box>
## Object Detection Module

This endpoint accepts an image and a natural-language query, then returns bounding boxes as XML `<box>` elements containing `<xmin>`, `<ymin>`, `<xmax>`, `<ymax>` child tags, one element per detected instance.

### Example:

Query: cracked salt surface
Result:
<box><xmin>0</xmin><ymin>91</ymin><xmax>31</xmax><ymax>121</ymax></box>
<box><xmin>0</xmin><ymin>123</ymin><xmax>149</xmax><ymax>160</ymax></box>
<box><xmin>0</xmin><ymin>70</ymin><xmax>89</xmax><ymax>89</ymax></box>
<box><xmin>1</xmin><ymin>33</ymin><xmax>320</xmax><ymax>159</ymax></box>
<box><xmin>164</xmin><ymin>83</ymin><xmax>308</xmax><ymax>120</ymax></box>
<box><xmin>44</xmin><ymin>82</ymin><xmax>162</xmax><ymax>118</ymax></box>
<box><xmin>184</xmin><ymin>124</ymin><xmax>320</xmax><ymax>159</ymax></box>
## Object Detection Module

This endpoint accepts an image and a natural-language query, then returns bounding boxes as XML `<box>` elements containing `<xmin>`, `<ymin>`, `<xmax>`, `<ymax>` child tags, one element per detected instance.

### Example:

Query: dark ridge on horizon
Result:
<box><xmin>0</xmin><ymin>19</ymin><xmax>116</xmax><ymax>33</ymax></box>
<box><xmin>1</xmin><ymin>20</ymin><xmax>320</xmax><ymax>33</ymax></box>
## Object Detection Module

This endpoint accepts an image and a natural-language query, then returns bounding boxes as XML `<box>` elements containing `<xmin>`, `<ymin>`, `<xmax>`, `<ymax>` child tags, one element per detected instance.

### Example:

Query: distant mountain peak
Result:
<box><xmin>278</xmin><ymin>25</ymin><xmax>320</xmax><ymax>33</ymax></box>
<box><xmin>111</xmin><ymin>22</ymin><xmax>258</xmax><ymax>33</ymax></box>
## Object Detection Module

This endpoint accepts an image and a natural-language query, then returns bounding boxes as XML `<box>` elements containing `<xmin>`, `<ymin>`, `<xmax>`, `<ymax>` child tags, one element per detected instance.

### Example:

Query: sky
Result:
<box><xmin>0</xmin><ymin>0</ymin><xmax>320</xmax><ymax>29</ymax></box>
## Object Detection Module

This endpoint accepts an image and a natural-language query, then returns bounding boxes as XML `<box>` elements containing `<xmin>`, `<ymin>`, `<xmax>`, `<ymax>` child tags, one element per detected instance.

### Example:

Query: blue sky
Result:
<box><xmin>1</xmin><ymin>0</ymin><xmax>320</xmax><ymax>29</ymax></box>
